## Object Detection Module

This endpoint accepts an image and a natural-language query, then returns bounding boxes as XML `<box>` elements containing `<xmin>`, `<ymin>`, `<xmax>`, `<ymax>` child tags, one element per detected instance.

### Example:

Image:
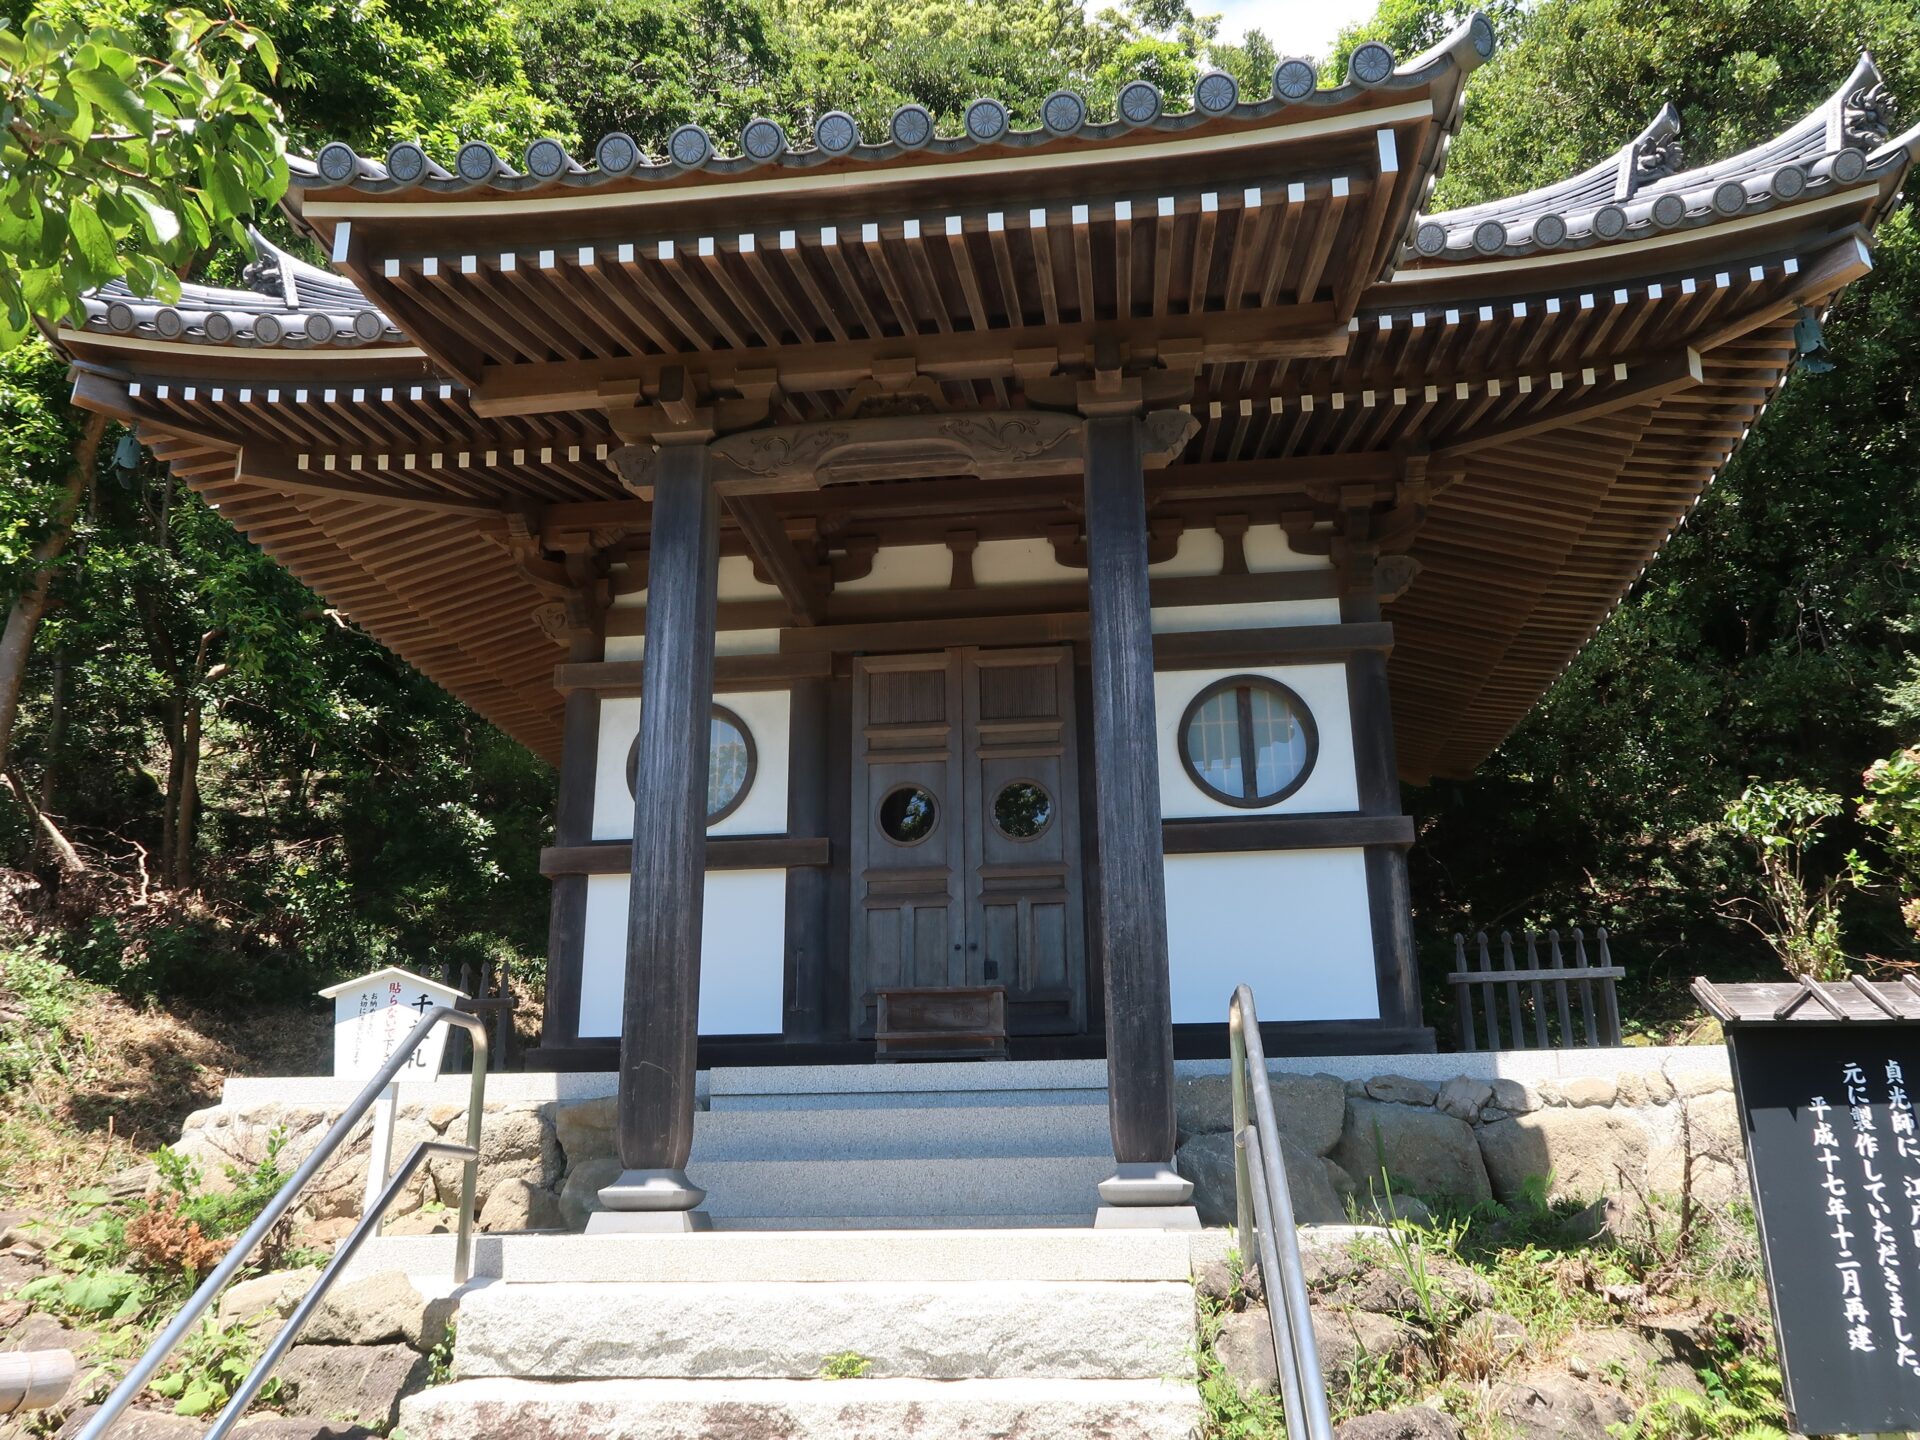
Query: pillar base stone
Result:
<box><xmin>1096</xmin><ymin>1163</ymin><xmax>1193</xmax><ymax>1206</ymax></box>
<box><xmin>597</xmin><ymin>1167</ymin><xmax>708</xmax><ymax>1211</ymax></box>
<box><xmin>1094</xmin><ymin>1205</ymin><xmax>1201</xmax><ymax>1231</ymax></box>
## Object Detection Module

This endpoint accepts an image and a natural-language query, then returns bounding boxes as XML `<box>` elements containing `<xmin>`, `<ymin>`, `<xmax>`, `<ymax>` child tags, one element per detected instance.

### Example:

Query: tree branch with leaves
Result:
<box><xmin>0</xmin><ymin>6</ymin><xmax>287</xmax><ymax>347</ymax></box>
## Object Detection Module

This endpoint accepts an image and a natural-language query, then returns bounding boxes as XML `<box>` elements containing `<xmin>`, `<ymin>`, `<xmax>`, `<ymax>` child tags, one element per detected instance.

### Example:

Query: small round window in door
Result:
<box><xmin>624</xmin><ymin>704</ymin><xmax>756</xmax><ymax>825</ymax></box>
<box><xmin>991</xmin><ymin>780</ymin><xmax>1054</xmax><ymax>840</ymax></box>
<box><xmin>1178</xmin><ymin>675</ymin><xmax>1318</xmax><ymax>808</ymax></box>
<box><xmin>878</xmin><ymin>784</ymin><xmax>939</xmax><ymax>845</ymax></box>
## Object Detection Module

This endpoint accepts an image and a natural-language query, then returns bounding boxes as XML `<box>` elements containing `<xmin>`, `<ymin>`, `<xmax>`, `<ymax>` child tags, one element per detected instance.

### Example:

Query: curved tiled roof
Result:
<box><xmin>77</xmin><ymin>229</ymin><xmax>399</xmax><ymax>348</ymax></box>
<box><xmin>289</xmin><ymin>13</ymin><xmax>1496</xmax><ymax>196</ymax></box>
<box><xmin>1408</xmin><ymin>54</ymin><xmax>1918</xmax><ymax>263</ymax></box>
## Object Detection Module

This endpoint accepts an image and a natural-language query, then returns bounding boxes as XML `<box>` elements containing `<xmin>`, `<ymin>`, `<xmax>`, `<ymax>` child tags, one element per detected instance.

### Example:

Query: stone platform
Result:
<box><xmin>386</xmin><ymin>1227</ymin><xmax>1211</xmax><ymax>1440</ymax></box>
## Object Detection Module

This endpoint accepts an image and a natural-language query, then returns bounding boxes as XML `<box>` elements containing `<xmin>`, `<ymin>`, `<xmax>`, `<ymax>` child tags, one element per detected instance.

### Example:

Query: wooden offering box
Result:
<box><xmin>876</xmin><ymin>987</ymin><xmax>1009</xmax><ymax>1062</ymax></box>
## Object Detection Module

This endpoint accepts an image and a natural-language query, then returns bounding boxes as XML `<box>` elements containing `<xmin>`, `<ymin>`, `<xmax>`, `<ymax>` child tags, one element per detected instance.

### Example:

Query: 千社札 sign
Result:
<box><xmin>1727</xmin><ymin>1022</ymin><xmax>1920</xmax><ymax>1434</ymax></box>
<box><xmin>317</xmin><ymin>966</ymin><xmax>466</xmax><ymax>1082</ymax></box>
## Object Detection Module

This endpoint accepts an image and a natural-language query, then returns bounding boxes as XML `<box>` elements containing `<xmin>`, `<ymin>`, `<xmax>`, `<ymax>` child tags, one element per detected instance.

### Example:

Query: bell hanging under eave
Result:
<box><xmin>112</xmin><ymin>431</ymin><xmax>144</xmax><ymax>475</ymax></box>
<box><xmin>1793</xmin><ymin>307</ymin><xmax>1836</xmax><ymax>374</ymax></box>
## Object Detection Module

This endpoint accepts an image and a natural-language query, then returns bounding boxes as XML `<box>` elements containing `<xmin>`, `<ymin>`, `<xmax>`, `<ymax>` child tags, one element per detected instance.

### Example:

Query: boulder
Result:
<box><xmin>1669</xmin><ymin>1067</ymin><xmax>1731</xmax><ymax>1099</ymax></box>
<box><xmin>1364</xmin><ymin>1076</ymin><xmax>1437</xmax><ymax>1107</ymax></box>
<box><xmin>1312</xmin><ymin>1307</ymin><xmax>1421</xmax><ymax>1376</ymax></box>
<box><xmin>302</xmin><ymin>1271</ymin><xmax>452</xmax><ymax>1352</ymax></box>
<box><xmin>217</xmin><ymin>1268</ymin><xmax>320</xmax><ymax>1328</ymax></box>
<box><xmin>558</xmin><ymin>1156</ymin><xmax>625</xmax><ymax>1231</ymax></box>
<box><xmin>1542</xmin><ymin>1077</ymin><xmax>1617</xmax><ymax>1109</ymax></box>
<box><xmin>1332</xmin><ymin>1100</ymin><xmax>1492</xmax><ymax>1204</ymax></box>
<box><xmin>424</xmin><ymin>1106</ymin><xmax>560</xmax><ymax>1211</ymax></box>
<box><xmin>1214</xmin><ymin>1309</ymin><xmax>1280</xmax><ymax>1395</ymax></box>
<box><xmin>274</xmin><ymin>1342</ymin><xmax>430</xmax><ymax>1429</ymax></box>
<box><xmin>1335</xmin><ymin>1406</ymin><xmax>1463</xmax><ymax>1440</ymax></box>
<box><xmin>1477</xmin><ymin>1109</ymin><xmax>1651</xmax><ymax>1204</ymax></box>
<box><xmin>1492</xmin><ymin>1376</ymin><xmax>1633</xmax><ymax>1440</ymax></box>
<box><xmin>1435</xmin><ymin>1078</ymin><xmax>1493</xmax><ymax>1124</ymax></box>
<box><xmin>1173</xmin><ymin>1071</ymin><xmax>1347</xmax><ymax>1155</ymax></box>
<box><xmin>1176</xmin><ymin>1130</ymin><xmax>1346</xmax><ymax>1227</ymax></box>
<box><xmin>1488</xmin><ymin>1079</ymin><xmax>1539</xmax><ymax>1116</ymax></box>
<box><xmin>382</xmin><ymin>1208</ymin><xmax>453</xmax><ymax>1236</ymax></box>
<box><xmin>1566</xmin><ymin>1327</ymin><xmax>1706</xmax><ymax>1398</ymax></box>
<box><xmin>479</xmin><ymin>1177</ymin><xmax>564</xmax><ymax>1233</ymax></box>
<box><xmin>553</xmin><ymin>1096</ymin><xmax>616</xmax><ymax>1164</ymax></box>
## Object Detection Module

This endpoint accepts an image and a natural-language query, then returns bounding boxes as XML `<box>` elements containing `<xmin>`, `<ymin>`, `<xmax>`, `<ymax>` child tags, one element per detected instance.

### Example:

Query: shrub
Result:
<box><xmin>1722</xmin><ymin>781</ymin><xmax>1867</xmax><ymax>979</ymax></box>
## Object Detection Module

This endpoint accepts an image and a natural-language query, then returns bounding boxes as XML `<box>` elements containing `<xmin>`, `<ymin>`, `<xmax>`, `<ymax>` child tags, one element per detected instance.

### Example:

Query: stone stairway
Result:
<box><xmin>684</xmin><ymin>1058</ymin><xmax>1117</xmax><ymax>1228</ymax></box>
<box><xmin>393</xmin><ymin>1229</ymin><xmax>1205</xmax><ymax>1439</ymax></box>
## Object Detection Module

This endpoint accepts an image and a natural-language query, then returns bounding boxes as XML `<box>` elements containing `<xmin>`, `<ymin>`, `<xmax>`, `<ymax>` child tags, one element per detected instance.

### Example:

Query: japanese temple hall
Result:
<box><xmin>55</xmin><ymin>16</ymin><xmax>1918</xmax><ymax>1222</ymax></box>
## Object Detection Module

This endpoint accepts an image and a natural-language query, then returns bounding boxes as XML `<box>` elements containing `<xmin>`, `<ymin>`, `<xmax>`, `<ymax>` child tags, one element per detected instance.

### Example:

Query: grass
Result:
<box><xmin>1196</xmin><ymin>1176</ymin><xmax>1783</xmax><ymax>1440</ymax></box>
<box><xmin>820</xmin><ymin>1351</ymin><xmax>872</xmax><ymax>1379</ymax></box>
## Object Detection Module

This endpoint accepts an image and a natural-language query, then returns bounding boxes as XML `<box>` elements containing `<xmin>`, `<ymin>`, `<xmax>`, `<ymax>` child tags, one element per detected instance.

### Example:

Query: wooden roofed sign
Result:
<box><xmin>49</xmin><ymin>15</ymin><xmax>1920</xmax><ymax>779</ymax></box>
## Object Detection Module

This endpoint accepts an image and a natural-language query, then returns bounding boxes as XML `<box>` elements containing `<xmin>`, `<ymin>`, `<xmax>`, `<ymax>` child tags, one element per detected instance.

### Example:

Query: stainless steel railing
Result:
<box><xmin>78</xmin><ymin>1005</ymin><xmax>488</xmax><ymax>1440</ymax></box>
<box><xmin>1229</xmin><ymin>984</ymin><xmax>1333</xmax><ymax>1440</ymax></box>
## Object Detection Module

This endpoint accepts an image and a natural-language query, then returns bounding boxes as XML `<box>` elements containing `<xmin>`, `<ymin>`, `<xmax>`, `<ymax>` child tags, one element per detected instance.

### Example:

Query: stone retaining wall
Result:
<box><xmin>1170</xmin><ymin>1060</ymin><xmax>1743</xmax><ymax>1226</ymax></box>
<box><xmin>173</xmin><ymin>1048</ymin><xmax>1742</xmax><ymax>1236</ymax></box>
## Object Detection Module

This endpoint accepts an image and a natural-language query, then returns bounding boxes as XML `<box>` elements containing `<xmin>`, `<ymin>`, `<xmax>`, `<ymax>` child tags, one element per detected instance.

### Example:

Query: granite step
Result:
<box><xmin>689</xmin><ymin>1100</ymin><xmax>1109</xmax><ymax>1160</ymax></box>
<box><xmin>454</xmin><ymin>1278</ymin><xmax>1197</xmax><ymax>1380</ymax></box>
<box><xmin>344</xmin><ymin>1226</ymin><xmax>1197</xmax><ymax>1283</ymax></box>
<box><xmin>707</xmin><ymin>1058</ymin><xmax>1111</xmax><ymax>1111</ymax></box>
<box><xmin>398</xmin><ymin>1377</ymin><xmax>1203</xmax><ymax>1440</ymax></box>
<box><xmin>684</xmin><ymin>1152</ymin><xmax>1114</xmax><ymax>1219</ymax></box>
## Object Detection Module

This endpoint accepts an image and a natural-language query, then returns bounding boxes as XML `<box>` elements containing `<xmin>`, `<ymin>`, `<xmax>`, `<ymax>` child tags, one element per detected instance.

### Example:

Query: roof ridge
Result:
<box><xmin>291</xmin><ymin>12</ymin><xmax>1497</xmax><ymax>196</ymax></box>
<box><xmin>1408</xmin><ymin>55</ymin><xmax>1907</xmax><ymax>265</ymax></box>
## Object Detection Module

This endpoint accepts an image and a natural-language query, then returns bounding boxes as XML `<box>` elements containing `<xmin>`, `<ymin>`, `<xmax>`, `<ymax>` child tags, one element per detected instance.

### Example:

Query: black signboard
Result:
<box><xmin>1728</xmin><ymin>1021</ymin><xmax>1920</xmax><ymax>1434</ymax></box>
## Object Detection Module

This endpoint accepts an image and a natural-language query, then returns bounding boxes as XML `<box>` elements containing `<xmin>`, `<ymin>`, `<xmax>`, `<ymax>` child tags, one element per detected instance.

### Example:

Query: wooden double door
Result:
<box><xmin>851</xmin><ymin>646</ymin><xmax>1087</xmax><ymax>1037</ymax></box>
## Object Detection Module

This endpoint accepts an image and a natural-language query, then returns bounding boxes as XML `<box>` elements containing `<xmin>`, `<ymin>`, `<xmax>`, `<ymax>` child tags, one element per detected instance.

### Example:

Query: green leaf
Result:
<box><xmin>70</xmin><ymin>64</ymin><xmax>150</xmax><ymax>137</ymax></box>
<box><xmin>67</xmin><ymin>197</ymin><xmax>115</xmax><ymax>272</ymax></box>
<box><xmin>124</xmin><ymin>188</ymin><xmax>182</xmax><ymax>246</ymax></box>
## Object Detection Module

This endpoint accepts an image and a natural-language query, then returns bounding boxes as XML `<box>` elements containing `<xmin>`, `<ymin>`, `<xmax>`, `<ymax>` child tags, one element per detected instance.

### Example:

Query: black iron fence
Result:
<box><xmin>1448</xmin><ymin>928</ymin><xmax>1622</xmax><ymax>1051</ymax></box>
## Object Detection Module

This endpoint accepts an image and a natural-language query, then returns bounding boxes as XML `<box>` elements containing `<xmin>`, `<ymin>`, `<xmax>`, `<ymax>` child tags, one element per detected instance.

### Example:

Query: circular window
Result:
<box><xmin>992</xmin><ymin>780</ymin><xmax>1054</xmax><ymax>841</ymax></box>
<box><xmin>878</xmin><ymin>785</ymin><xmax>938</xmax><ymax>845</ymax></box>
<box><xmin>1178</xmin><ymin>676</ymin><xmax>1317</xmax><ymax>808</ymax></box>
<box><xmin>625</xmin><ymin>704</ymin><xmax>757</xmax><ymax>825</ymax></box>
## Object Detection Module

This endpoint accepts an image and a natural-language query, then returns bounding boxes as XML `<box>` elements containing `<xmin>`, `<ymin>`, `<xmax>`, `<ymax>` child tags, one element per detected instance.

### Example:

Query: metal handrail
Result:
<box><xmin>78</xmin><ymin>1005</ymin><xmax>487</xmax><ymax>1440</ymax></box>
<box><xmin>1229</xmin><ymin>984</ymin><xmax>1333</xmax><ymax>1440</ymax></box>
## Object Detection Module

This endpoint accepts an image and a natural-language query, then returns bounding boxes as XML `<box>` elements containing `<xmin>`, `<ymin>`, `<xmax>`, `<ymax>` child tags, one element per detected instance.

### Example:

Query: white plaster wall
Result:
<box><xmin>1164</xmin><ymin>849</ymin><xmax>1379</xmax><ymax>1023</ymax></box>
<box><xmin>578</xmin><ymin>870</ymin><xmax>786</xmax><ymax>1037</ymax></box>
<box><xmin>1155</xmin><ymin>663</ymin><xmax>1358</xmax><ymax>818</ymax></box>
<box><xmin>1243</xmin><ymin>523</ymin><xmax>1333</xmax><ymax>573</ymax></box>
<box><xmin>602</xmin><ymin>629</ymin><xmax>781</xmax><ymax>662</ymax></box>
<box><xmin>1150</xmin><ymin>598</ymin><xmax>1342</xmax><ymax>632</ymax></box>
<box><xmin>592</xmin><ymin>689</ymin><xmax>791</xmax><ymax>841</ymax></box>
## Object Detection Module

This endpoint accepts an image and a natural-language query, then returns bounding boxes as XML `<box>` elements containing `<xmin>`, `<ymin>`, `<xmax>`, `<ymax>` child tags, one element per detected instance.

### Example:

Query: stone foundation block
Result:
<box><xmin>1332</xmin><ymin>1099</ymin><xmax>1491</xmax><ymax>1204</ymax></box>
<box><xmin>398</xmin><ymin>1376</ymin><xmax>1204</xmax><ymax>1440</ymax></box>
<box><xmin>454</xmin><ymin>1279</ymin><xmax>1196</xmax><ymax>1380</ymax></box>
<box><xmin>1477</xmin><ymin>1109</ymin><xmax>1652</xmax><ymax>1204</ymax></box>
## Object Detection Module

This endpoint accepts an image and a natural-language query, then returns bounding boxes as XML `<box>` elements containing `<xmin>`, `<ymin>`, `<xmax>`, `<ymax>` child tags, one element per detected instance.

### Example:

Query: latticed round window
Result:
<box><xmin>1178</xmin><ymin>676</ymin><xmax>1317</xmax><ymax>808</ymax></box>
<box><xmin>625</xmin><ymin>704</ymin><xmax>757</xmax><ymax>824</ymax></box>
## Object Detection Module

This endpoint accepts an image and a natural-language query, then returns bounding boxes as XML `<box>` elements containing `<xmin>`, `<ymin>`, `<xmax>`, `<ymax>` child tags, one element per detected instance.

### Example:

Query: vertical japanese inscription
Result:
<box><xmin>1727</xmin><ymin>1023</ymin><xmax>1920</xmax><ymax>1433</ymax></box>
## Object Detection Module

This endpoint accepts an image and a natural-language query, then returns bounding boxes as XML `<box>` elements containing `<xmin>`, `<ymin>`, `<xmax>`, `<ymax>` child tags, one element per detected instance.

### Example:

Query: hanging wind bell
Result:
<box><xmin>111</xmin><ymin>430</ymin><xmax>144</xmax><ymax>487</ymax></box>
<box><xmin>1793</xmin><ymin>306</ymin><xmax>1836</xmax><ymax>374</ymax></box>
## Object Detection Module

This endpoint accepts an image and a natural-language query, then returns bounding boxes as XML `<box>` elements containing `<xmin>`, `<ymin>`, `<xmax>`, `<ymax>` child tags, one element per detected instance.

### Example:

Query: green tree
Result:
<box><xmin>1385</xmin><ymin>0</ymin><xmax>1920</xmax><ymax>1014</ymax></box>
<box><xmin>0</xmin><ymin>6</ymin><xmax>286</xmax><ymax>346</ymax></box>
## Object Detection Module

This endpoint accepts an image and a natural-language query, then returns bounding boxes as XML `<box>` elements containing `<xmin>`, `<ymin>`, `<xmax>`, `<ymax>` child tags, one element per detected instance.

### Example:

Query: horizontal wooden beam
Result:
<box><xmin>1154</xmin><ymin>621</ymin><xmax>1392</xmax><ymax>669</ymax></box>
<box><xmin>234</xmin><ymin>445</ymin><xmax>514</xmax><ymax>520</ymax></box>
<box><xmin>468</xmin><ymin>308</ymin><xmax>1351</xmax><ymax>418</ymax></box>
<box><xmin>1161</xmin><ymin>812</ymin><xmax>1415</xmax><ymax>853</ymax></box>
<box><xmin>554</xmin><ymin>651</ymin><xmax>833</xmax><ymax>695</ymax></box>
<box><xmin>1433</xmin><ymin>348</ymin><xmax>1703</xmax><ymax>460</ymax></box>
<box><xmin>540</xmin><ymin>835</ymin><xmax>831</xmax><ymax>876</ymax></box>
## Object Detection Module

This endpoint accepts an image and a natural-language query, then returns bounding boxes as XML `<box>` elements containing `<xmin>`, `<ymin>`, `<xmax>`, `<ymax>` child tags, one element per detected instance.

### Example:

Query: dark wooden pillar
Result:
<box><xmin>602</xmin><ymin>439</ymin><xmax>718</xmax><ymax>1223</ymax></box>
<box><xmin>1082</xmin><ymin>411</ymin><xmax>1186</xmax><ymax>1211</ymax></box>
<box><xmin>1341</xmin><ymin>540</ymin><xmax>1425</xmax><ymax>1039</ymax></box>
<box><xmin>782</xmin><ymin>676</ymin><xmax>830</xmax><ymax>1042</ymax></box>
<box><xmin>539</xmin><ymin>631</ymin><xmax>601</xmax><ymax>1052</ymax></box>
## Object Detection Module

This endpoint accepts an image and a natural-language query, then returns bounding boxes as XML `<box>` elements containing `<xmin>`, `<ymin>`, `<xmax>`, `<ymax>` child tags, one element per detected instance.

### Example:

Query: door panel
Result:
<box><xmin>963</xmin><ymin>647</ymin><xmax>1085</xmax><ymax>1034</ymax></box>
<box><xmin>853</xmin><ymin>646</ymin><xmax>1086</xmax><ymax>1038</ymax></box>
<box><xmin>850</xmin><ymin>654</ymin><xmax>964</xmax><ymax>1033</ymax></box>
